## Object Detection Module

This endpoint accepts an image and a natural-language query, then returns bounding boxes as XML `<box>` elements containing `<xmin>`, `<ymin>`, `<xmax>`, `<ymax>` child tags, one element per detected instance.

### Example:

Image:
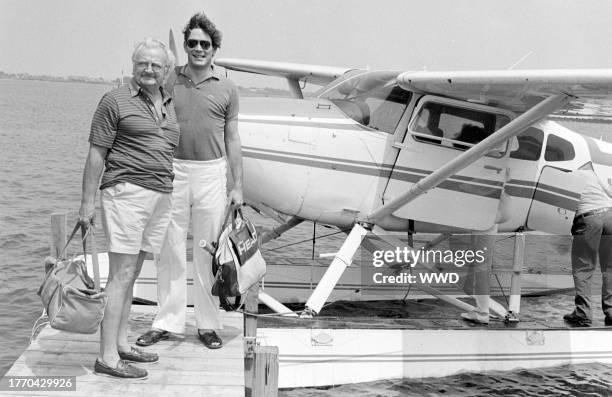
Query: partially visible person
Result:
<box><xmin>564</xmin><ymin>162</ymin><xmax>612</xmax><ymax>327</ymax></box>
<box><xmin>451</xmin><ymin>227</ymin><xmax>496</xmax><ymax>325</ymax></box>
<box><xmin>79</xmin><ymin>38</ymin><xmax>178</xmax><ymax>378</ymax></box>
<box><xmin>453</xmin><ymin>124</ymin><xmax>488</xmax><ymax>150</ymax></box>
<box><xmin>136</xmin><ymin>11</ymin><xmax>243</xmax><ymax>350</ymax></box>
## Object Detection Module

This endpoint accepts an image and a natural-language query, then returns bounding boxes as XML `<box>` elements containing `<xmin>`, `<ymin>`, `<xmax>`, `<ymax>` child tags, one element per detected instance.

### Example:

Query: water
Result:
<box><xmin>0</xmin><ymin>79</ymin><xmax>110</xmax><ymax>375</ymax></box>
<box><xmin>1</xmin><ymin>79</ymin><xmax>611</xmax><ymax>396</ymax></box>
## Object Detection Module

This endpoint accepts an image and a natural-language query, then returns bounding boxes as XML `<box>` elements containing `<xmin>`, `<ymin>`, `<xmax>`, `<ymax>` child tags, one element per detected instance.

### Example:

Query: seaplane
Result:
<box><xmin>86</xmin><ymin>38</ymin><xmax>612</xmax><ymax>386</ymax></box>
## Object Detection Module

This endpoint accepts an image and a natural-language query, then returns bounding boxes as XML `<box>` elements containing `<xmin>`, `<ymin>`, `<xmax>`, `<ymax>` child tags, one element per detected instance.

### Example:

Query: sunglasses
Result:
<box><xmin>186</xmin><ymin>39</ymin><xmax>212</xmax><ymax>50</ymax></box>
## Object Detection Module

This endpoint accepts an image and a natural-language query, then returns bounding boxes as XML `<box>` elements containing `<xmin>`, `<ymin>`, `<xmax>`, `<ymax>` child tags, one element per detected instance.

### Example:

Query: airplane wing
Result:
<box><xmin>214</xmin><ymin>58</ymin><xmax>355</xmax><ymax>86</ymax></box>
<box><xmin>368</xmin><ymin>68</ymin><xmax>612</xmax><ymax>224</ymax></box>
<box><xmin>397</xmin><ymin>69</ymin><xmax>612</xmax><ymax>119</ymax></box>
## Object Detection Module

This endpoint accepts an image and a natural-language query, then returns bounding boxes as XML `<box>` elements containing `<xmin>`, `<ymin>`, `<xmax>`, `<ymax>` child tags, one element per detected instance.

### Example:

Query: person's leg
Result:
<box><xmin>151</xmin><ymin>162</ymin><xmax>191</xmax><ymax>334</ymax></box>
<box><xmin>99</xmin><ymin>252</ymin><xmax>141</xmax><ymax>365</ymax></box>
<box><xmin>471</xmin><ymin>227</ymin><xmax>496</xmax><ymax>314</ymax></box>
<box><xmin>191</xmin><ymin>159</ymin><xmax>227</xmax><ymax>340</ymax></box>
<box><xmin>117</xmin><ymin>250</ymin><xmax>147</xmax><ymax>352</ymax></box>
<box><xmin>570</xmin><ymin>215</ymin><xmax>602</xmax><ymax>321</ymax></box>
<box><xmin>600</xmin><ymin>212</ymin><xmax>612</xmax><ymax>320</ymax></box>
<box><xmin>457</xmin><ymin>226</ymin><xmax>495</xmax><ymax>324</ymax></box>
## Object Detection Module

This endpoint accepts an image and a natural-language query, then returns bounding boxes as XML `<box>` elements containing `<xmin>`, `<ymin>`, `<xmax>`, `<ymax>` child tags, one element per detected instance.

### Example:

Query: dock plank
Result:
<box><xmin>2</xmin><ymin>306</ymin><xmax>245</xmax><ymax>396</ymax></box>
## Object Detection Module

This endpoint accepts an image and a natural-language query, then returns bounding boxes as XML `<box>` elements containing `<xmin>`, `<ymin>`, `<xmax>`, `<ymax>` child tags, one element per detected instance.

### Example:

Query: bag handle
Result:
<box><xmin>216</xmin><ymin>203</ymin><xmax>241</xmax><ymax>243</ymax></box>
<box><xmin>57</xmin><ymin>222</ymin><xmax>84</xmax><ymax>260</ymax></box>
<box><xmin>81</xmin><ymin>226</ymin><xmax>102</xmax><ymax>291</ymax></box>
<box><xmin>232</xmin><ymin>207</ymin><xmax>257</xmax><ymax>238</ymax></box>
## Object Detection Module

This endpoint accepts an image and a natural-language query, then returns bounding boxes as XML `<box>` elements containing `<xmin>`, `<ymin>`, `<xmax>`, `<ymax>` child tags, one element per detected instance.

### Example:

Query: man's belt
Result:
<box><xmin>575</xmin><ymin>207</ymin><xmax>612</xmax><ymax>220</ymax></box>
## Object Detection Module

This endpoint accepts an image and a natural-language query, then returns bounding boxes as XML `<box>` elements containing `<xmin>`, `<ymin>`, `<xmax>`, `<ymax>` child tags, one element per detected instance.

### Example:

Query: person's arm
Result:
<box><xmin>78</xmin><ymin>144</ymin><xmax>108</xmax><ymax>227</ymax></box>
<box><xmin>597</xmin><ymin>173</ymin><xmax>612</xmax><ymax>198</ymax></box>
<box><xmin>224</xmin><ymin>118</ymin><xmax>243</xmax><ymax>205</ymax></box>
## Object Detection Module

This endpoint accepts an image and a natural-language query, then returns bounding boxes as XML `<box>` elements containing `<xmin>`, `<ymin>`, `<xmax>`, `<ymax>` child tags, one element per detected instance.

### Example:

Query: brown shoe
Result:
<box><xmin>198</xmin><ymin>330</ymin><xmax>223</xmax><ymax>349</ymax></box>
<box><xmin>94</xmin><ymin>359</ymin><xmax>147</xmax><ymax>379</ymax></box>
<box><xmin>563</xmin><ymin>312</ymin><xmax>591</xmax><ymax>327</ymax></box>
<box><xmin>136</xmin><ymin>329</ymin><xmax>169</xmax><ymax>347</ymax></box>
<box><xmin>461</xmin><ymin>311</ymin><xmax>489</xmax><ymax>324</ymax></box>
<box><xmin>119</xmin><ymin>346</ymin><xmax>159</xmax><ymax>363</ymax></box>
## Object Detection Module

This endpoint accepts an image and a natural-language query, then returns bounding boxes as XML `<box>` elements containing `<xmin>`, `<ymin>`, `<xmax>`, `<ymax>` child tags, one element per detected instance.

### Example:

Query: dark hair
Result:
<box><xmin>183</xmin><ymin>12</ymin><xmax>222</xmax><ymax>49</ymax></box>
<box><xmin>457</xmin><ymin>124</ymin><xmax>487</xmax><ymax>144</ymax></box>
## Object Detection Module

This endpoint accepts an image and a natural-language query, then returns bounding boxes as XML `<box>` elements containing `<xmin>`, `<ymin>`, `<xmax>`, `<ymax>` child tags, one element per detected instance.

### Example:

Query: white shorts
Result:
<box><xmin>100</xmin><ymin>182</ymin><xmax>172</xmax><ymax>255</ymax></box>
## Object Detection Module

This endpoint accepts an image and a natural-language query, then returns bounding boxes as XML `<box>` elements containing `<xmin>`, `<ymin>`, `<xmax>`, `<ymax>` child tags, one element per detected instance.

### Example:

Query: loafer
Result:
<box><xmin>136</xmin><ymin>329</ymin><xmax>169</xmax><ymax>347</ymax></box>
<box><xmin>461</xmin><ymin>311</ymin><xmax>489</xmax><ymax>324</ymax></box>
<box><xmin>563</xmin><ymin>312</ymin><xmax>592</xmax><ymax>327</ymax></box>
<box><xmin>605</xmin><ymin>317</ymin><xmax>612</xmax><ymax>326</ymax></box>
<box><xmin>198</xmin><ymin>330</ymin><xmax>223</xmax><ymax>349</ymax></box>
<box><xmin>119</xmin><ymin>346</ymin><xmax>159</xmax><ymax>363</ymax></box>
<box><xmin>94</xmin><ymin>359</ymin><xmax>147</xmax><ymax>379</ymax></box>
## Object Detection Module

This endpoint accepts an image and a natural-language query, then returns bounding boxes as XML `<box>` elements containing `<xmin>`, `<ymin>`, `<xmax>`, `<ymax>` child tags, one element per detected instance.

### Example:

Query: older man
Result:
<box><xmin>79</xmin><ymin>38</ymin><xmax>178</xmax><ymax>379</ymax></box>
<box><xmin>137</xmin><ymin>11</ymin><xmax>243</xmax><ymax>350</ymax></box>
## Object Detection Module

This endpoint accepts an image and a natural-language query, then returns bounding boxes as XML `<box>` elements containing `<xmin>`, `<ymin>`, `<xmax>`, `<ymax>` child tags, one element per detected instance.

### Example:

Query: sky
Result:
<box><xmin>2</xmin><ymin>0</ymin><xmax>612</xmax><ymax>88</ymax></box>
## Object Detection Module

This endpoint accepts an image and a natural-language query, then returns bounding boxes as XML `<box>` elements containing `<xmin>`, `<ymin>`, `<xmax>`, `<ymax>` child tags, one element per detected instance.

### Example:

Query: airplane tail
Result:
<box><xmin>169</xmin><ymin>29</ymin><xmax>179</xmax><ymax>65</ymax></box>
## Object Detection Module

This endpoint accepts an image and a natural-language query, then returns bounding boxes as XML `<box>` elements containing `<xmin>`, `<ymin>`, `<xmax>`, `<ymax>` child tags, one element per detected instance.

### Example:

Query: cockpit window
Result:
<box><xmin>510</xmin><ymin>127</ymin><xmax>544</xmax><ymax>161</ymax></box>
<box><xmin>318</xmin><ymin>71</ymin><xmax>411</xmax><ymax>134</ymax></box>
<box><xmin>409</xmin><ymin>99</ymin><xmax>511</xmax><ymax>156</ymax></box>
<box><xmin>544</xmin><ymin>134</ymin><xmax>575</xmax><ymax>161</ymax></box>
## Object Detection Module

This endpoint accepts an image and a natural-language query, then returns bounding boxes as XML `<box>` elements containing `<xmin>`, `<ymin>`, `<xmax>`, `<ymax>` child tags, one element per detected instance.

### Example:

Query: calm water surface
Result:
<box><xmin>1</xmin><ymin>79</ymin><xmax>611</xmax><ymax>396</ymax></box>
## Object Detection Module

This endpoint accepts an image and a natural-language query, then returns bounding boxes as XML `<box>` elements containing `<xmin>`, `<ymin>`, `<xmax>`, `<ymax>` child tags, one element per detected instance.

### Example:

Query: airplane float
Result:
<box><xmin>86</xmin><ymin>40</ymin><xmax>612</xmax><ymax>386</ymax></box>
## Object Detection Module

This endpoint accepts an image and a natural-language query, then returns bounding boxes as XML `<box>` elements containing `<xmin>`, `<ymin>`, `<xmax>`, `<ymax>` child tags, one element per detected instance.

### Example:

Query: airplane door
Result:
<box><xmin>526</xmin><ymin>166</ymin><xmax>584</xmax><ymax>234</ymax></box>
<box><xmin>524</xmin><ymin>125</ymin><xmax>590</xmax><ymax>234</ymax></box>
<box><xmin>383</xmin><ymin>96</ymin><xmax>512</xmax><ymax>231</ymax></box>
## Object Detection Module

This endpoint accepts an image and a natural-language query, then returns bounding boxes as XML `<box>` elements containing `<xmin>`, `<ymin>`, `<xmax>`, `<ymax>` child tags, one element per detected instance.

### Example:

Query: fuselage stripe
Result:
<box><xmin>244</xmin><ymin>146</ymin><xmax>503</xmax><ymax>187</ymax></box>
<box><xmin>242</xmin><ymin>147</ymin><xmax>580</xmax><ymax>209</ymax></box>
<box><xmin>244</xmin><ymin>149</ymin><xmax>503</xmax><ymax>198</ymax></box>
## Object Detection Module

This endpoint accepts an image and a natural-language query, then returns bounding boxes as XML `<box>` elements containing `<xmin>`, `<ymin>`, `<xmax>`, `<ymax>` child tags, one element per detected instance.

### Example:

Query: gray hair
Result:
<box><xmin>132</xmin><ymin>38</ymin><xmax>176</xmax><ymax>72</ymax></box>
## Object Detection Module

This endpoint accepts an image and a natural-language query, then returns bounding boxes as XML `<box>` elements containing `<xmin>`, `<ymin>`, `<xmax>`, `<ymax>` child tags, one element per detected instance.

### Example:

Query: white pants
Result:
<box><xmin>152</xmin><ymin>158</ymin><xmax>227</xmax><ymax>332</ymax></box>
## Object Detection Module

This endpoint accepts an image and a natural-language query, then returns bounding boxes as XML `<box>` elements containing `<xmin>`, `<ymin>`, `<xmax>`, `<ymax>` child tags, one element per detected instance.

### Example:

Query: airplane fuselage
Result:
<box><xmin>238</xmin><ymin>87</ymin><xmax>612</xmax><ymax>234</ymax></box>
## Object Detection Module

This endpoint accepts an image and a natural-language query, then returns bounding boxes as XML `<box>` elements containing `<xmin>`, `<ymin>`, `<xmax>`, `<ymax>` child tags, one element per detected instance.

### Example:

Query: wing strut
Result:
<box><xmin>366</xmin><ymin>93</ymin><xmax>571</xmax><ymax>224</ymax></box>
<box><xmin>286</xmin><ymin>78</ymin><xmax>304</xmax><ymax>99</ymax></box>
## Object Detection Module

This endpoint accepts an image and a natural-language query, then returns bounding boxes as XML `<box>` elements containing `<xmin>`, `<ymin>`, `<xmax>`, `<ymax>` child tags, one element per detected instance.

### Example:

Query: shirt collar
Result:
<box><xmin>178</xmin><ymin>64</ymin><xmax>221</xmax><ymax>84</ymax></box>
<box><xmin>128</xmin><ymin>79</ymin><xmax>171</xmax><ymax>103</ymax></box>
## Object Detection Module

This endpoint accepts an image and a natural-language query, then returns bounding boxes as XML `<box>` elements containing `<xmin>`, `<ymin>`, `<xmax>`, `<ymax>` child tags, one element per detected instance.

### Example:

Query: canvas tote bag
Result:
<box><xmin>38</xmin><ymin>223</ymin><xmax>107</xmax><ymax>334</ymax></box>
<box><xmin>209</xmin><ymin>206</ymin><xmax>266</xmax><ymax>310</ymax></box>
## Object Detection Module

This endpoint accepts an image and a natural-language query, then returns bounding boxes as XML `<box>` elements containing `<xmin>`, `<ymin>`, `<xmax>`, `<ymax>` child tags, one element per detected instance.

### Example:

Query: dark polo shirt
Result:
<box><xmin>89</xmin><ymin>80</ymin><xmax>180</xmax><ymax>193</ymax></box>
<box><xmin>168</xmin><ymin>65</ymin><xmax>239</xmax><ymax>161</ymax></box>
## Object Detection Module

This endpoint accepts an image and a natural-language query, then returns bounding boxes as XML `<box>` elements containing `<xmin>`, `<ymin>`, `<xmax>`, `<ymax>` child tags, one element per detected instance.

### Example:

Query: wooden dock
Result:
<box><xmin>2</xmin><ymin>306</ymin><xmax>245</xmax><ymax>396</ymax></box>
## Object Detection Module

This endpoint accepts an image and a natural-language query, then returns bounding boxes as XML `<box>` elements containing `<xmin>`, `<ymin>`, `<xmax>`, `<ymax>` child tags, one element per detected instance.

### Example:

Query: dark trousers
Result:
<box><xmin>570</xmin><ymin>210</ymin><xmax>612</xmax><ymax>320</ymax></box>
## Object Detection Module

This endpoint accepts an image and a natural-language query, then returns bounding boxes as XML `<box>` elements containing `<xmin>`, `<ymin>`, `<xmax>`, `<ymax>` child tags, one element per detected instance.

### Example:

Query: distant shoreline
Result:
<box><xmin>0</xmin><ymin>75</ymin><xmax>291</xmax><ymax>97</ymax></box>
<box><xmin>0</xmin><ymin>72</ymin><xmax>117</xmax><ymax>86</ymax></box>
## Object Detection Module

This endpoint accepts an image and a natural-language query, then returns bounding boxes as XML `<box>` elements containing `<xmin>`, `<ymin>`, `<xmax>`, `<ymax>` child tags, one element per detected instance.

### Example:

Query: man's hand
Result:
<box><xmin>228</xmin><ymin>187</ymin><xmax>243</xmax><ymax>206</ymax></box>
<box><xmin>78</xmin><ymin>203</ymin><xmax>96</xmax><ymax>229</ymax></box>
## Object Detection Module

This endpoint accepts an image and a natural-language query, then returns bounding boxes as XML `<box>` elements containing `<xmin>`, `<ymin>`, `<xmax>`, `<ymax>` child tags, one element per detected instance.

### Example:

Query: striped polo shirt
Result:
<box><xmin>168</xmin><ymin>65</ymin><xmax>239</xmax><ymax>161</ymax></box>
<box><xmin>89</xmin><ymin>80</ymin><xmax>180</xmax><ymax>193</ymax></box>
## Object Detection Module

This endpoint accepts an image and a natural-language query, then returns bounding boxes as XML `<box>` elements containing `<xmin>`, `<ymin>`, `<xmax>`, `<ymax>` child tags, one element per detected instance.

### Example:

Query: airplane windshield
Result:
<box><xmin>317</xmin><ymin>71</ymin><xmax>411</xmax><ymax>133</ymax></box>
